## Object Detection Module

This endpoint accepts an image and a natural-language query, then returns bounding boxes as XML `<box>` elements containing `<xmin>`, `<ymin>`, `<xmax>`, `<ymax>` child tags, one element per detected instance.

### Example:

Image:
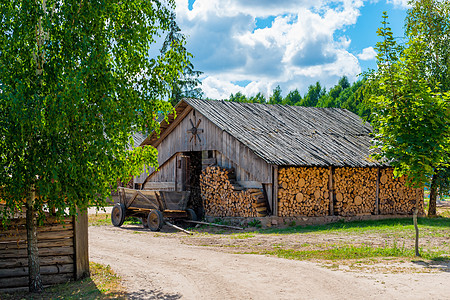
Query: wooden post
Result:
<box><xmin>74</xmin><ymin>207</ymin><xmax>89</xmax><ymax>280</ymax></box>
<box><xmin>329</xmin><ymin>166</ymin><xmax>334</xmax><ymax>216</ymax></box>
<box><xmin>375</xmin><ymin>167</ymin><xmax>380</xmax><ymax>215</ymax></box>
<box><xmin>272</xmin><ymin>165</ymin><xmax>279</xmax><ymax>217</ymax></box>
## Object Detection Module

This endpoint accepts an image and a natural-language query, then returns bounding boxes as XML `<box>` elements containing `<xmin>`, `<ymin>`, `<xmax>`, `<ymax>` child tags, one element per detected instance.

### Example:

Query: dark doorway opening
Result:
<box><xmin>184</xmin><ymin>151</ymin><xmax>203</xmax><ymax>219</ymax></box>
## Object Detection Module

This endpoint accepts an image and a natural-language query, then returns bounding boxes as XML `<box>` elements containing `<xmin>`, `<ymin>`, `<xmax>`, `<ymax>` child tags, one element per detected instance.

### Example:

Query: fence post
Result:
<box><xmin>74</xmin><ymin>207</ymin><xmax>89</xmax><ymax>280</ymax></box>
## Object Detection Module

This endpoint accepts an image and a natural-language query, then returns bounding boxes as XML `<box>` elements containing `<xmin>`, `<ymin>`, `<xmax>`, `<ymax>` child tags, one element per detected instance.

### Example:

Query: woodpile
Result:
<box><xmin>334</xmin><ymin>167</ymin><xmax>377</xmax><ymax>216</ymax></box>
<box><xmin>379</xmin><ymin>168</ymin><xmax>424</xmax><ymax>214</ymax></box>
<box><xmin>277</xmin><ymin>167</ymin><xmax>329</xmax><ymax>217</ymax></box>
<box><xmin>200</xmin><ymin>166</ymin><xmax>267</xmax><ymax>217</ymax></box>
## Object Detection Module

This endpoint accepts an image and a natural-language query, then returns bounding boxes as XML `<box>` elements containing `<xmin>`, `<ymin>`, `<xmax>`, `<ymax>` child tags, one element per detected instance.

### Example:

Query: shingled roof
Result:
<box><xmin>143</xmin><ymin>98</ymin><xmax>383</xmax><ymax>168</ymax></box>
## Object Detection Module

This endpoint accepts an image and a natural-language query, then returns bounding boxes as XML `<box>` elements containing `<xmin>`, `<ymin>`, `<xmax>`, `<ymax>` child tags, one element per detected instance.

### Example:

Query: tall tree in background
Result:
<box><xmin>269</xmin><ymin>85</ymin><xmax>283</xmax><ymax>104</ymax></box>
<box><xmin>161</xmin><ymin>12</ymin><xmax>203</xmax><ymax>106</ymax></box>
<box><xmin>283</xmin><ymin>89</ymin><xmax>302</xmax><ymax>106</ymax></box>
<box><xmin>0</xmin><ymin>0</ymin><xmax>190</xmax><ymax>291</ymax></box>
<box><xmin>300</xmin><ymin>82</ymin><xmax>326</xmax><ymax>107</ymax></box>
<box><xmin>249</xmin><ymin>92</ymin><xmax>267</xmax><ymax>103</ymax></box>
<box><xmin>364</xmin><ymin>1</ymin><xmax>450</xmax><ymax>217</ymax></box>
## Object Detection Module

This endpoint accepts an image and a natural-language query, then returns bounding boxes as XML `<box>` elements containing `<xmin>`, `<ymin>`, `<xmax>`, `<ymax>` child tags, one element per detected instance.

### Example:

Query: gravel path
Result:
<box><xmin>89</xmin><ymin>225</ymin><xmax>450</xmax><ymax>299</ymax></box>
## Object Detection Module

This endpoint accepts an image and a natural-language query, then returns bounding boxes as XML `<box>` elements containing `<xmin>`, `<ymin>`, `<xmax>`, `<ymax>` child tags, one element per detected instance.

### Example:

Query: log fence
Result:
<box><xmin>0</xmin><ymin>209</ymin><xmax>88</xmax><ymax>292</ymax></box>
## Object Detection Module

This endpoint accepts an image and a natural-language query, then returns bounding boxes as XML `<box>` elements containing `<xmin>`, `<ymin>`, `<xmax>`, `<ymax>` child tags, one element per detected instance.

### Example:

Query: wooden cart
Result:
<box><xmin>111</xmin><ymin>187</ymin><xmax>196</xmax><ymax>231</ymax></box>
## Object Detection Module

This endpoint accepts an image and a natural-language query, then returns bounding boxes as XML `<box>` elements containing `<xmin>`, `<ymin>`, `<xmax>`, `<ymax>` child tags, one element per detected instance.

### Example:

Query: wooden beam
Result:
<box><xmin>376</xmin><ymin>167</ymin><xmax>380</xmax><ymax>215</ymax></box>
<box><xmin>185</xmin><ymin>220</ymin><xmax>243</xmax><ymax>230</ymax></box>
<box><xmin>165</xmin><ymin>221</ymin><xmax>193</xmax><ymax>235</ymax></box>
<box><xmin>152</xmin><ymin>106</ymin><xmax>193</xmax><ymax>148</ymax></box>
<box><xmin>329</xmin><ymin>166</ymin><xmax>334</xmax><ymax>216</ymax></box>
<box><xmin>143</xmin><ymin>182</ymin><xmax>176</xmax><ymax>190</ymax></box>
<box><xmin>74</xmin><ymin>207</ymin><xmax>89</xmax><ymax>280</ymax></box>
<box><xmin>272</xmin><ymin>165</ymin><xmax>279</xmax><ymax>217</ymax></box>
<box><xmin>237</xmin><ymin>181</ymin><xmax>263</xmax><ymax>189</ymax></box>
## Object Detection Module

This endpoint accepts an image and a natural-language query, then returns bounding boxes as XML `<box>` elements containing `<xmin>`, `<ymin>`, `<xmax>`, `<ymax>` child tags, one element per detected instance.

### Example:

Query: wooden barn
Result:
<box><xmin>135</xmin><ymin>99</ymin><xmax>423</xmax><ymax>221</ymax></box>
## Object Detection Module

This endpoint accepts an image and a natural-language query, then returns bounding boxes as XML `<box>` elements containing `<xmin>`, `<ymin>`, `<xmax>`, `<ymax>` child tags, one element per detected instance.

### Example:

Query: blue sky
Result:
<box><xmin>175</xmin><ymin>0</ymin><xmax>409</xmax><ymax>99</ymax></box>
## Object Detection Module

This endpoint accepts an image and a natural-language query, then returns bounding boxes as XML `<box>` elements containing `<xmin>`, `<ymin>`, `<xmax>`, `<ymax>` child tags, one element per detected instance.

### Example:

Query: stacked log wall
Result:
<box><xmin>0</xmin><ymin>211</ymin><xmax>88</xmax><ymax>292</ymax></box>
<box><xmin>276</xmin><ymin>166</ymin><xmax>423</xmax><ymax>218</ymax></box>
<box><xmin>379</xmin><ymin>168</ymin><xmax>424</xmax><ymax>214</ymax></box>
<box><xmin>277</xmin><ymin>167</ymin><xmax>329</xmax><ymax>217</ymax></box>
<box><xmin>333</xmin><ymin>167</ymin><xmax>377</xmax><ymax>216</ymax></box>
<box><xmin>200</xmin><ymin>166</ymin><xmax>266</xmax><ymax>217</ymax></box>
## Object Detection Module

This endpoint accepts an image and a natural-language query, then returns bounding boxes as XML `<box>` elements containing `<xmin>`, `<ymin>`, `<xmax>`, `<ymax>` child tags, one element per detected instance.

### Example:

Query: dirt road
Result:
<box><xmin>89</xmin><ymin>225</ymin><xmax>450</xmax><ymax>299</ymax></box>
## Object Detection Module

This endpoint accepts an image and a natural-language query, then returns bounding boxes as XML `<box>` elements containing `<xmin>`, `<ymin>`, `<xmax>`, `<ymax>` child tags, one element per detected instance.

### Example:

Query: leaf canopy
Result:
<box><xmin>0</xmin><ymin>0</ymin><xmax>190</xmax><ymax>220</ymax></box>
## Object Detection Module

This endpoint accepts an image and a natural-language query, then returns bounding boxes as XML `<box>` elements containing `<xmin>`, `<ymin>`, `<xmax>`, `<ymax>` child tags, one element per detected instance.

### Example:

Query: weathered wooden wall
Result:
<box><xmin>0</xmin><ymin>210</ymin><xmax>89</xmax><ymax>292</ymax></box>
<box><xmin>275</xmin><ymin>166</ymin><xmax>424</xmax><ymax>218</ymax></box>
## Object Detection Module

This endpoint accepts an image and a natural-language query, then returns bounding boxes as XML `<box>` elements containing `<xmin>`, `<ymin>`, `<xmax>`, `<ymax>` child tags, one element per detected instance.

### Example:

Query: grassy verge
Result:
<box><xmin>256</xmin><ymin>244</ymin><xmax>448</xmax><ymax>261</ymax></box>
<box><xmin>88</xmin><ymin>213</ymin><xmax>142</xmax><ymax>227</ymax></box>
<box><xmin>259</xmin><ymin>216</ymin><xmax>450</xmax><ymax>237</ymax></box>
<box><xmin>1</xmin><ymin>262</ymin><xmax>125</xmax><ymax>300</ymax></box>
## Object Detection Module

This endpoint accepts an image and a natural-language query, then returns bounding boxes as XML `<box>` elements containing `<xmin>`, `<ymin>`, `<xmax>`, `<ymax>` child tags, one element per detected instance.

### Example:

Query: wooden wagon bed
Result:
<box><xmin>111</xmin><ymin>187</ymin><xmax>194</xmax><ymax>231</ymax></box>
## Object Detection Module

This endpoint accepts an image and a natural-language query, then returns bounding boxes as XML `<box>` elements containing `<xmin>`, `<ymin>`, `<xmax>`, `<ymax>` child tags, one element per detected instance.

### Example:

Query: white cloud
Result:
<box><xmin>387</xmin><ymin>0</ymin><xmax>411</xmax><ymax>8</ymax></box>
<box><xmin>173</xmin><ymin>0</ymin><xmax>384</xmax><ymax>99</ymax></box>
<box><xmin>357</xmin><ymin>47</ymin><xmax>377</xmax><ymax>61</ymax></box>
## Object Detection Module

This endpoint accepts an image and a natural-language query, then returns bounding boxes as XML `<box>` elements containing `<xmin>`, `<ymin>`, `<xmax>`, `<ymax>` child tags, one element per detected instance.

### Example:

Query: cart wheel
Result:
<box><xmin>186</xmin><ymin>209</ymin><xmax>198</xmax><ymax>221</ymax></box>
<box><xmin>147</xmin><ymin>210</ymin><xmax>164</xmax><ymax>231</ymax></box>
<box><xmin>141</xmin><ymin>217</ymin><xmax>149</xmax><ymax>228</ymax></box>
<box><xmin>111</xmin><ymin>203</ymin><xmax>126</xmax><ymax>227</ymax></box>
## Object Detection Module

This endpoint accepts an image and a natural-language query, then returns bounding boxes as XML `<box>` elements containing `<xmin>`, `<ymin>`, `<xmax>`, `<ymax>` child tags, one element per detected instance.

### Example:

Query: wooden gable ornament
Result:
<box><xmin>187</xmin><ymin>114</ymin><xmax>204</xmax><ymax>145</ymax></box>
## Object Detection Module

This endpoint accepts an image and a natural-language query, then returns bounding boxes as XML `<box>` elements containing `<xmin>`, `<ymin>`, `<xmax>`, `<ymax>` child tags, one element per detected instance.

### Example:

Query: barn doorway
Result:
<box><xmin>176</xmin><ymin>151</ymin><xmax>204</xmax><ymax>218</ymax></box>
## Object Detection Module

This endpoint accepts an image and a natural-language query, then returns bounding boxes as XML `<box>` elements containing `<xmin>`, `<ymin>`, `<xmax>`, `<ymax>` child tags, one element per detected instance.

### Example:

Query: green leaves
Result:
<box><xmin>363</xmin><ymin>0</ymin><xmax>450</xmax><ymax>188</ymax></box>
<box><xmin>0</xmin><ymin>0</ymin><xmax>189</xmax><ymax>220</ymax></box>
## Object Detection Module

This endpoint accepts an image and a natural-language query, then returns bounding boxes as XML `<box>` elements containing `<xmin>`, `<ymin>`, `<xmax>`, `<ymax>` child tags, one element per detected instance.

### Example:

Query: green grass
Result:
<box><xmin>229</xmin><ymin>232</ymin><xmax>256</xmax><ymax>239</ymax></box>
<box><xmin>259</xmin><ymin>217</ymin><xmax>450</xmax><ymax>236</ymax></box>
<box><xmin>257</xmin><ymin>244</ymin><xmax>448</xmax><ymax>261</ymax></box>
<box><xmin>88</xmin><ymin>213</ymin><xmax>111</xmax><ymax>226</ymax></box>
<box><xmin>123</xmin><ymin>217</ymin><xmax>142</xmax><ymax>226</ymax></box>
<box><xmin>1</xmin><ymin>262</ymin><xmax>125</xmax><ymax>299</ymax></box>
<box><xmin>88</xmin><ymin>214</ymin><xmax>142</xmax><ymax>227</ymax></box>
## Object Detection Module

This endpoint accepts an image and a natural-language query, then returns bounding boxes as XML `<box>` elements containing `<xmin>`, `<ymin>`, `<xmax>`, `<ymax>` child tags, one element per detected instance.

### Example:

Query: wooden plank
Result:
<box><xmin>74</xmin><ymin>207</ymin><xmax>89</xmax><ymax>280</ymax></box>
<box><xmin>185</xmin><ymin>220</ymin><xmax>243</xmax><ymax>230</ymax></box>
<box><xmin>0</xmin><ymin>216</ymin><xmax>72</xmax><ymax>228</ymax></box>
<box><xmin>0</xmin><ymin>273</ymin><xmax>73</xmax><ymax>289</ymax></box>
<box><xmin>0</xmin><ymin>230</ymin><xmax>73</xmax><ymax>242</ymax></box>
<box><xmin>329</xmin><ymin>166</ymin><xmax>334</xmax><ymax>216</ymax></box>
<box><xmin>0</xmin><ymin>238</ymin><xmax>73</xmax><ymax>251</ymax></box>
<box><xmin>0</xmin><ymin>255</ymin><xmax>73</xmax><ymax>269</ymax></box>
<box><xmin>264</xmin><ymin>183</ymin><xmax>273</xmax><ymax>215</ymax></box>
<box><xmin>165</xmin><ymin>221</ymin><xmax>193</xmax><ymax>235</ymax></box>
<box><xmin>201</xmin><ymin>158</ymin><xmax>216</xmax><ymax>166</ymax></box>
<box><xmin>0</xmin><ymin>223</ymin><xmax>73</xmax><ymax>238</ymax></box>
<box><xmin>272</xmin><ymin>165</ymin><xmax>278</xmax><ymax>216</ymax></box>
<box><xmin>0</xmin><ymin>246</ymin><xmax>74</xmax><ymax>258</ymax></box>
<box><xmin>236</xmin><ymin>181</ymin><xmax>263</xmax><ymax>189</ymax></box>
<box><xmin>0</xmin><ymin>264</ymin><xmax>74</xmax><ymax>278</ymax></box>
<box><xmin>143</xmin><ymin>182</ymin><xmax>176</xmax><ymax>190</ymax></box>
<box><xmin>136</xmin><ymin>190</ymin><xmax>162</xmax><ymax>210</ymax></box>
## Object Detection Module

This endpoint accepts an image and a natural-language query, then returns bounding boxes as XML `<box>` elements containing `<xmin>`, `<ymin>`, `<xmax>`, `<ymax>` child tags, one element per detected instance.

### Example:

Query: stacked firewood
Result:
<box><xmin>277</xmin><ymin>167</ymin><xmax>329</xmax><ymax>217</ymax></box>
<box><xmin>333</xmin><ymin>167</ymin><xmax>377</xmax><ymax>216</ymax></box>
<box><xmin>200</xmin><ymin>166</ymin><xmax>267</xmax><ymax>217</ymax></box>
<box><xmin>379</xmin><ymin>168</ymin><xmax>424</xmax><ymax>214</ymax></box>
